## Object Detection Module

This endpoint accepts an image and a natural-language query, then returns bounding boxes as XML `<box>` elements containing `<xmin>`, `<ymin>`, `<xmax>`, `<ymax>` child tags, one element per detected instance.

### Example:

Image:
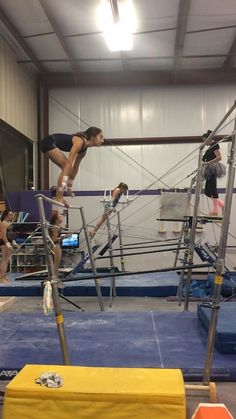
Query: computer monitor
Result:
<box><xmin>61</xmin><ymin>233</ymin><xmax>79</xmax><ymax>248</ymax></box>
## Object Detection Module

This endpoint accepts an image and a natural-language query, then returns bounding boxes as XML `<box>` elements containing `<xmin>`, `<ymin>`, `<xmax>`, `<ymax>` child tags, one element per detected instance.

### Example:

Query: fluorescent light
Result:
<box><xmin>98</xmin><ymin>0</ymin><xmax>136</xmax><ymax>51</ymax></box>
<box><xmin>104</xmin><ymin>21</ymin><xmax>133</xmax><ymax>51</ymax></box>
<box><xmin>97</xmin><ymin>0</ymin><xmax>113</xmax><ymax>29</ymax></box>
<box><xmin>118</xmin><ymin>0</ymin><xmax>136</xmax><ymax>33</ymax></box>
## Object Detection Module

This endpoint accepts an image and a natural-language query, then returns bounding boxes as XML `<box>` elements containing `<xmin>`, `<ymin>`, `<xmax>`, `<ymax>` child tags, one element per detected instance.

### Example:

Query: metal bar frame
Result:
<box><xmin>112</xmin><ymin>240</ymin><xmax>182</xmax><ymax>251</ymax></box>
<box><xmin>36</xmin><ymin>195</ymin><xmax>70</xmax><ymax>365</ymax></box>
<box><xmin>203</xmin><ymin>113</ymin><xmax>236</xmax><ymax>385</ymax></box>
<box><xmin>36</xmin><ymin>193</ymin><xmax>104</xmax><ymax>311</ymax></box>
<box><xmin>122</xmin><ymin>238</ymin><xmax>180</xmax><ymax>247</ymax></box>
<box><xmin>96</xmin><ymin>246</ymin><xmax>187</xmax><ymax>260</ymax></box>
<box><xmin>173</xmin><ymin>222</ymin><xmax>185</xmax><ymax>267</ymax></box>
<box><xmin>62</xmin><ymin>262</ymin><xmax>212</xmax><ymax>283</ymax></box>
<box><xmin>79</xmin><ymin>207</ymin><xmax>105</xmax><ymax>312</ymax></box>
<box><xmin>184</xmin><ymin>101</ymin><xmax>236</xmax><ymax>311</ymax></box>
<box><xmin>184</xmin><ymin>146</ymin><xmax>204</xmax><ymax>310</ymax></box>
<box><xmin>176</xmin><ymin>249</ymin><xmax>189</xmax><ymax>307</ymax></box>
<box><xmin>35</xmin><ymin>193</ymin><xmax>81</xmax><ymax>209</ymax></box>
<box><xmin>117</xmin><ymin>211</ymin><xmax>125</xmax><ymax>271</ymax></box>
<box><xmin>106</xmin><ymin>214</ymin><xmax>116</xmax><ymax>307</ymax></box>
<box><xmin>58</xmin><ymin>293</ymin><xmax>84</xmax><ymax>311</ymax></box>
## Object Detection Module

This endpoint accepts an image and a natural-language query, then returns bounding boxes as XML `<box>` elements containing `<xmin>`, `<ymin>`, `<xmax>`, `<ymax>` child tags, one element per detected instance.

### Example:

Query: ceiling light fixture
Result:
<box><xmin>98</xmin><ymin>0</ymin><xmax>136</xmax><ymax>51</ymax></box>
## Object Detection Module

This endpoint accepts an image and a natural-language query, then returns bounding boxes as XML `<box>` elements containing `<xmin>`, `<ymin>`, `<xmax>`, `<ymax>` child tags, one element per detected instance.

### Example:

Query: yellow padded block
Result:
<box><xmin>3</xmin><ymin>365</ymin><xmax>186</xmax><ymax>419</ymax></box>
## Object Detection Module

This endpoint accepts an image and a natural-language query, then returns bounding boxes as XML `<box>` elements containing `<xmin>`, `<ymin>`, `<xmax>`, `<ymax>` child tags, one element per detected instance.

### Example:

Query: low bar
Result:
<box><xmin>62</xmin><ymin>262</ymin><xmax>212</xmax><ymax>283</ymax></box>
<box><xmin>95</xmin><ymin>246</ymin><xmax>187</xmax><ymax>260</ymax></box>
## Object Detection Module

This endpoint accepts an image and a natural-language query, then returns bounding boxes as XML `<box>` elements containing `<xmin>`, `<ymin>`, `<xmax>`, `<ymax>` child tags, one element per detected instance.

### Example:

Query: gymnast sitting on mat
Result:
<box><xmin>202</xmin><ymin>130</ymin><xmax>226</xmax><ymax>216</ymax></box>
<box><xmin>40</xmin><ymin>127</ymin><xmax>104</xmax><ymax>204</ymax></box>
<box><xmin>90</xmin><ymin>182</ymin><xmax>128</xmax><ymax>239</ymax></box>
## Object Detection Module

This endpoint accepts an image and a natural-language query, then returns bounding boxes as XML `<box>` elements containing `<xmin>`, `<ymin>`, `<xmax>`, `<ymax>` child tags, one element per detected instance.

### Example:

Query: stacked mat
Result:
<box><xmin>0</xmin><ymin>271</ymin><xmax>179</xmax><ymax>297</ymax></box>
<box><xmin>3</xmin><ymin>365</ymin><xmax>186</xmax><ymax>419</ymax></box>
<box><xmin>197</xmin><ymin>302</ymin><xmax>236</xmax><ymax>354</ymax></box>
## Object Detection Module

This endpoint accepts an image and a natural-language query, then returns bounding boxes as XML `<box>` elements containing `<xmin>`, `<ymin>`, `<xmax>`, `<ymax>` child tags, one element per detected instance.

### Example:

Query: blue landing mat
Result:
<box><xmin>0</xmin><ymin>311</ymin><xmax>235</xmax><ymax>381</ymax></box>
<box><xmin>0</xmin><ymin>271</ymin><xmax>179</xmax><ymax>297</ymax></box>
<box><xmin>198</xmin><ymin>302</ymin><xmax>236</xmax><ymax>354</ymax></box>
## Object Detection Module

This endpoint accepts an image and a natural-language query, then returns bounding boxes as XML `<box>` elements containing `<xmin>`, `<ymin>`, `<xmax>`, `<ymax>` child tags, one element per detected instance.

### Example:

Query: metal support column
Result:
<box><xmin>36</xmin><ymin>195</ymin><xmax>70</xmax><ymax>365</ymax></box>
<box><xmin>117</xmin><ymin>211</ymin><xmax>125</xmax><ymax>272</ymax></box>
<box><xmin>184</xmin><ymin>148</ymin><xmax>204</xmax><ymax>310</ymax></box>
<box><xmin>107</xmin><ymin>214</ymin><xmax>116</xmax><ymax>307</ymax></box>
<box><xmin>177</xmin><ymin>248</ymin><xmax>189</xmax><ymax>306</ymax></box>
<box><xmin>184</xmin><ymin>101</ymin><xmax>236</xmax><ymax>311</ymax></box>
<box><xmin>203</xmin><ymin>120</ymin><xmax>236</xmax><ymax>385</ymax></box>
<box><xmin>173</xmin><ymin>222</ymin><xmax>185</xmax><ymax>268</ymax></box>
<box><xmin>79</xmin><ymin>207</ymin><xmax>105</xmax><ymax>312</ymax></box>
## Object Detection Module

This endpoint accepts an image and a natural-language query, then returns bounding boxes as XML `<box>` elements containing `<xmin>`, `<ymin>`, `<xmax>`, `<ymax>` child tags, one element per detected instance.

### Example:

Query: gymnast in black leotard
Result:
<box><xmin>40</xmin><ymin>127</ymin><xmax>104</xmax><ymax>204</ymax></box>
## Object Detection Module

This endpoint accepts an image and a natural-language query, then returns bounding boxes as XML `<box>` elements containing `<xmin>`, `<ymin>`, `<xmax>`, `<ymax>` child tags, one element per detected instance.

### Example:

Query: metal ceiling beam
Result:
<box><xmin>21</xmin><ymin>24</ymin><xmax>236</xmax><ymax>40</ymax></box>
<box><xmin>0</xmin><ymin>4</ymin><xmax>45</xmax><ymax>73</ymax></box>
<box><xmin>41</xmin><ymin>69</ymin><xmax>236</xmax><ymax>88</ymax></box>
<box><xmin>223</xmin><ymin>34</ymin><xmax>236</xmax><ymax>69</ymax></box>
<box><xmin>174</xmin><ymin>0</ymin><xmax>191</xmax><ymax>76</ymax></box>
<box><xmin>17</xmin><ymin>53</ymin><xmax>236</xmax><ymax>64</ymax></box>
<box><xmin>38</xmin><ymin>0</ymin><xmax>79</xmax><ymax>83</ymax></box>
<box><xmin>100</xmin><ymin>135</ymin><xmax>225</xmax><ymax>146</ymax></box>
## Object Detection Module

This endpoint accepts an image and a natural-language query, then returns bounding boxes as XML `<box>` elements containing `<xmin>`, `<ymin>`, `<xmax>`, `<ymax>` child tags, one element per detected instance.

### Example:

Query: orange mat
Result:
<box><xmin>191</xmin><ymin>403</ymin><xmax>233</xmax><ymax>419</ymax></box>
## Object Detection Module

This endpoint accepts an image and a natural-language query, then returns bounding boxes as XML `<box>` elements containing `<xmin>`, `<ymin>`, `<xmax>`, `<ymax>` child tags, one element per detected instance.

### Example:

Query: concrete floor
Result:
<box><xmin>0</xmin><ymin>295</ymin><xmax>236</xmax><ymax>419</ymax></box>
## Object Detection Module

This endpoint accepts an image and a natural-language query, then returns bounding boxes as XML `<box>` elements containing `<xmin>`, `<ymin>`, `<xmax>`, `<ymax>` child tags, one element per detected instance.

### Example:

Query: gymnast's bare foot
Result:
<box><xmin>55</xmin><ymin>190</ymin><xmax>69</xmax><ymax>208</ymax></box>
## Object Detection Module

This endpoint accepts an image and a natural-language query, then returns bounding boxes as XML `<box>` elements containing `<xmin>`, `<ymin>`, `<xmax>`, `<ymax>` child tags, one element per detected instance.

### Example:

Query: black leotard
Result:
<box><xmin>40</xmin><ymin>133</ymin><xmax>87</xmax><ymax>154</ymax></box>
<box><xmin>0</xmin><ymin>224</ymin><xmax>15</xmax><ymax>246</ymax></box>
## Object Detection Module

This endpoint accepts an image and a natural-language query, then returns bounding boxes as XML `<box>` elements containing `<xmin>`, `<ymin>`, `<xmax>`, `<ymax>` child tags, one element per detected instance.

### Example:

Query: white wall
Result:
<box><xmin>0</xmin><ymin>36</ymin><xmax>37</xmax><ymax>140</ymax></box>
<box><xmin>49</xmin><ymin>85</ymin><xmax>236</xmax><ymax>270</ymax></box>
<box><xmin>49</xmin><ymin>85</ymin><xmax>236</xmax><ymax>139</ymax></box>
<box><xmin>49</xmin><ymin>85</ymin><xmax>235</xmax><ymax>191</ymax></box>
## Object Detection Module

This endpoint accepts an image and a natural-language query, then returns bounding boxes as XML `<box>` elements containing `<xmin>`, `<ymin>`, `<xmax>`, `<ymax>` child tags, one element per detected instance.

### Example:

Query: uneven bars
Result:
<box><xmin>35</xmin><ymin>193</ymin><xmax>82</xmax><ymax>210</ymax></box>
<box><xmin>63</xmin><ymin>262</ymin><xmax>213</xmax><ymax>283</ymax></box>
<box><xmin>96</xmin><ymin>246</ymin><xmax>187</xmax><ymax>260</ymax></box>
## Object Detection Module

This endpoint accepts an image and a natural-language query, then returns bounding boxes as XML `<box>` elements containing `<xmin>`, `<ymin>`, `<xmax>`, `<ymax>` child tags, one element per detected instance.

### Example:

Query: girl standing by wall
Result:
<box><xmin>202</xmin><ymin>130</ymin><xmax>226</xmax><ymax>216</ymax></box>
<box><xmin>0</xmin><ymin>210</ymin><xmax>13</xmax><ymax>283</ymax></box>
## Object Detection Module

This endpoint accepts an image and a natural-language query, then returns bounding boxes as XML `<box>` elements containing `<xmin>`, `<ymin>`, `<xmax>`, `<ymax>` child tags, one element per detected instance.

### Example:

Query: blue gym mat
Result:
<box><xmin>198</xmin><ymin>302</ymin><xmax>236</xmax><ymax>354</ymax></box>
<box><xmin>0</xmin><ymin>271</ymin><xmax>179</xmax><ymax>297</ymax></box>
<box><xmin>0</xmin><ymin>311</ymin><xmax>235</xmax><ymax>381</ymax></box>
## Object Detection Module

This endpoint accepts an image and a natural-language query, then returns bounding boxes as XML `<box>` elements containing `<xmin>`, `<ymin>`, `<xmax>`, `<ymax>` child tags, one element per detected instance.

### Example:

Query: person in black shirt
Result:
<box><xmin>202</xmin><ymin>130</ymin><xmax>225</xmax><ymax>215</ymax></box>
<box><xmin>40</xmin><ymin>127</ymin><xmax>104</xmax><ymax>204</ymax></box>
